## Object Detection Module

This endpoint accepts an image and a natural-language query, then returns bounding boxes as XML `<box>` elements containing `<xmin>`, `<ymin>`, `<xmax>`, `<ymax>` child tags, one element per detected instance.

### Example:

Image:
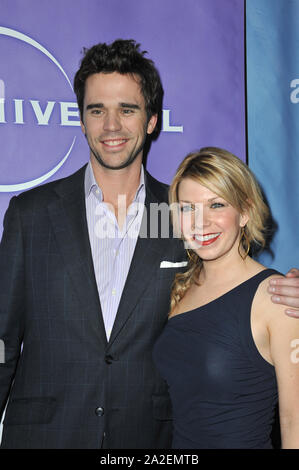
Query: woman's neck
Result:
<box><xmin>199</xmin><ymin>251</ymin><xmax>260</xmax><ymax>286</ymax></box>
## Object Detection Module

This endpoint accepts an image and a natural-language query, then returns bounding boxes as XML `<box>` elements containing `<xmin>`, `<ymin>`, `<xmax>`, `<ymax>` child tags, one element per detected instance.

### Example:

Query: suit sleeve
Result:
<box><xmin>0</xmin><ymin>196</ymin><xmax>25</xmax><ymax>419</ymax></box>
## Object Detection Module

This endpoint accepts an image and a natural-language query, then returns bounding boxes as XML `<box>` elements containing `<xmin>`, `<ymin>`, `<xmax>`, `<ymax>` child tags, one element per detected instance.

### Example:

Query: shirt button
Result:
<box><xmin>95</xmin><ymin>407</ymin><xmax>104</xmax><ymax>417</ymax></box>
<box><xmin>112</xmin><ymin>288</ymin><xmax>116</xmax><ymax>296</ymax></box>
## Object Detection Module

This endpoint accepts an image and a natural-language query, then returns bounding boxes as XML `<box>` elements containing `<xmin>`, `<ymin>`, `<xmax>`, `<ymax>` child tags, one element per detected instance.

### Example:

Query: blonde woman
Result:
<box><xmin>153</xmin><ymin>148</ymin><xmax>299</xmax><ymax>449</ymax></box>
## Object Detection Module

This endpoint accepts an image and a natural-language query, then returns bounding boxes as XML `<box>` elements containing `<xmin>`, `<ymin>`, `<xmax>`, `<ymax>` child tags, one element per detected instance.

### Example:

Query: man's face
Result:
<box><xmin>80</xmin><ymin>72</ymin><xmax>157</xmax><ymax>170</ymax></box>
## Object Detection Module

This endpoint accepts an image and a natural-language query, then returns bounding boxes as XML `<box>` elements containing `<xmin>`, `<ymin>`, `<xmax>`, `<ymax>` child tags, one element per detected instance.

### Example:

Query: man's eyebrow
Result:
<box><xmin>86</xmin><ymin>103</ymin><xmax>104</xmax><ymax>110</ymax></box>
<box><xmin>120</xmin><ymin>103</ymin><xmax>141</xmax><ymax>109</ymax></box>
<box><xmin>85</xmin><ymin>103</ymin><xmax>141</xmax><ymax>111</ymax></box>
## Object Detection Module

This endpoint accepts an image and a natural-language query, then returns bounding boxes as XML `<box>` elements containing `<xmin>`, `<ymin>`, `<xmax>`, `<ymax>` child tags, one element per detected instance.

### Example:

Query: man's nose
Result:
<box><xmin>103</xmin><ymin>110</ymin><xmax>122</xmax><ymax>132</ymax></box>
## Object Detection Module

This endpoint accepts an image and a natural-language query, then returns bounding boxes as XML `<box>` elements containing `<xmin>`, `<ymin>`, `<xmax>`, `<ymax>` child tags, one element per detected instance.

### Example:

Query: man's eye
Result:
<box><xmin>122</xmin><ymin>109</ymin><xmax>134</xmax><ymax>114</ymax></box>
<box><xmin>91</xmin><ymin>109</ymin><xmax>102</xmax><ymax>115</ymax></box>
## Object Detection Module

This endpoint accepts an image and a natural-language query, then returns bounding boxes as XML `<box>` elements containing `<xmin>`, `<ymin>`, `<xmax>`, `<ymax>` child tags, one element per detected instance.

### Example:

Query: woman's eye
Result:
<box><xmin>180</xmin><ymin>205</ymin><xmax>194</xmax><ymax>212</ymax></box>
<box><xmin>211</xmin><ymin>202</ymin><xmax>224</xmax><ymax>208</ymax></box>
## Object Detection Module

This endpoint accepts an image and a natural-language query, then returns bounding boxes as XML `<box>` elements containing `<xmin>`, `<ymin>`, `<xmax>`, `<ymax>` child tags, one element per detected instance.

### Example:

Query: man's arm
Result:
<box><xmin>267</xmin><ymin>297</ymin><xmax>299</xmax><ymax>448</ymax></box>
<box><xmin>268</xmin><ymin>268</ymin><xmax>299</xmax><ymax>318</ymax></box>
<box><xmin>0</xmin><ymin>197</ymin><xmax>25</xmax><ymax>419</ymax></box>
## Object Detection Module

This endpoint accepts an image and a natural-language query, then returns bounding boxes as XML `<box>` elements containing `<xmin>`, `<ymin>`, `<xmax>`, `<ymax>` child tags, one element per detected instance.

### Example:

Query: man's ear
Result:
<box><xmin>80</xmin><ymin>119</ymin><xmax>87</xmax><ymax>138</ymax></box>
<box><xmin>147</xmin><ymin>113</ymin><xmax>158</xmax><ymax>135</ymax></box>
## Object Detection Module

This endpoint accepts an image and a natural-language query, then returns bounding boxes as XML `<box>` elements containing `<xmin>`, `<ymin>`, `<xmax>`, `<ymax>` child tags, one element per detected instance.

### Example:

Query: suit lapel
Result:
<box><xmin>46</xmin><ymin>166</ymin><xmax>178</xmax><ymax>350</ymax></box>
<box><xmin>47</xmin><ymin>166</ymin><xmax>108</xmax><ymax>347</ymax></box>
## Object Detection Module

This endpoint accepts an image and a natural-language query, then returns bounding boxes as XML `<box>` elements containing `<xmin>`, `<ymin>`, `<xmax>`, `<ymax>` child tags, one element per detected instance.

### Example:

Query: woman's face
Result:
<box><xmin>178</xmin><ymin>178</ymin><xmax>249</xmax><ymax>262</ymax></box>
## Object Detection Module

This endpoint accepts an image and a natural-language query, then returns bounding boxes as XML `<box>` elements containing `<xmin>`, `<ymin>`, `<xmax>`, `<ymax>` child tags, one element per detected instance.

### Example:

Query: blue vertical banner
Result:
<box><xmin>247</xmin><ymin>0</ymin><xmax>299</xmax><ymax>271</ymax></box>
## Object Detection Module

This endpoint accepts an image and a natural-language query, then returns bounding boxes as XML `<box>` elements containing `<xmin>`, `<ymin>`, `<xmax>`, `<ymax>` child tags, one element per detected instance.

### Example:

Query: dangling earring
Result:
<box><xmin>238</xmin><ymin>226</ymin><xmax>250</xmax><ymax>260</ymax></box>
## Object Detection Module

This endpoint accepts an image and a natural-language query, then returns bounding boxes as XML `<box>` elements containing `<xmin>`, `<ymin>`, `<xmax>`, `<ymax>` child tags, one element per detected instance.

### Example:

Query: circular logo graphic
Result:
<box><xmin>0</xmin><ymin>27</ymin><xmax>77</xmax><ymax>192</ymax></box>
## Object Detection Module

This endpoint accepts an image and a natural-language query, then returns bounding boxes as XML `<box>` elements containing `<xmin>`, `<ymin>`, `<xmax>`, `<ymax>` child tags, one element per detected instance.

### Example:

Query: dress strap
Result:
<box><xmin>237</xmin><ymin>268</ymin><xmax>282</xmax><ymax>374</ymax></box>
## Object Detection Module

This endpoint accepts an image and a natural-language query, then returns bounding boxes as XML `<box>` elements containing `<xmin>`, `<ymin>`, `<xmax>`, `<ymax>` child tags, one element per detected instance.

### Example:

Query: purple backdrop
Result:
<box><xmin>0</xmin><ymin>0</ymin><xmax>245</xmax><ymax>237</ymax></box>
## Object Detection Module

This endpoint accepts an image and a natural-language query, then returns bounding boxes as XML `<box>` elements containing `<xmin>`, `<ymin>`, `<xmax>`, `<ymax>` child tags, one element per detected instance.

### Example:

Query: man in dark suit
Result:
<box><xmin>0</xmin><ymin>39</ymin><xmax>298</xmax><ymax>449</ymax></box>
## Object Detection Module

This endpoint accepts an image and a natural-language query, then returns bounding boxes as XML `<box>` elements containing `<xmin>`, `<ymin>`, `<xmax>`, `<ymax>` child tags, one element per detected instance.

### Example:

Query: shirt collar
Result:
<box><xmin>84</xmin><ymin>161</ymin><xmax>145</xmax><ymax>203</ymax></box>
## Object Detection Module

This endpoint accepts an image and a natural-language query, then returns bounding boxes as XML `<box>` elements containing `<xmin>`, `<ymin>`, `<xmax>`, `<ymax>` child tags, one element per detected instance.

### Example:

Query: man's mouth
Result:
<box><xmin>101</xmin><ymin>139</ymin><xmax>128</xmax><ymax>148</ymax></box>
<box><xmin>192</xmin><ymin>232</ymin><xmax>221</xmax><ymax>245</ymax></box>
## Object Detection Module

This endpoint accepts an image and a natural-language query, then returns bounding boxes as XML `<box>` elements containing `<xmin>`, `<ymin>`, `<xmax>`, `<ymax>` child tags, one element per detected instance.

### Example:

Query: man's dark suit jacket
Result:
<box><xmin>0</xmin><ymin>165</ymin><xmax>186</xmax><ymax>449</ymax></box>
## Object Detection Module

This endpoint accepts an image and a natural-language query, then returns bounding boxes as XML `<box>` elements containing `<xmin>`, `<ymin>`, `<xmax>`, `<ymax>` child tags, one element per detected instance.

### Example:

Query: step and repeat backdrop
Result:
<box><xmin>0</xmin><ymin>0</ymin><xmax>246</xmax><ymax>233</ymax></box>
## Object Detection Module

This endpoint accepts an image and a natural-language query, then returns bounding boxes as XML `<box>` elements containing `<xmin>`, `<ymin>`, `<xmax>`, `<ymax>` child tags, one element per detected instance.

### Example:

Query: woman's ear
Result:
<box><xmin>240</xmin><ymin>199</ymin><xmax>252</xmax><ymax>227</ymax></box>
<box><xmin>240</xmin><ymin>211</ymin><xmax>250</xmax><ymax>228</ymax></box>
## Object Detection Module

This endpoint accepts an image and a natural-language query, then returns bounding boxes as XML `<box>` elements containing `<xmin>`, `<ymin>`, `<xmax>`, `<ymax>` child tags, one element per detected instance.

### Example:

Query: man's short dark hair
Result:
<box><xmin>74</xmin><ymin>39</ymin><xmax>164</xmax><ymax>129</ymax></box>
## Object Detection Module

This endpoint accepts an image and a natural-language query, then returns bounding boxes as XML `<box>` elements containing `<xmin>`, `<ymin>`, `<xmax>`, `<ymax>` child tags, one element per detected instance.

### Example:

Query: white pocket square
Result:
<box><xmin>160</xmin><ymin>261</ymin><xmax>188</xmax><ymax>268</ymax></box>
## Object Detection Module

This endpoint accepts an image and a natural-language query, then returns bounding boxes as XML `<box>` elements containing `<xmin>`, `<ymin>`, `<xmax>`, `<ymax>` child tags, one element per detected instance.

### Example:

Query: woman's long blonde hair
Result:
<box><xmin>169</xmin><ymin>147</ymin><xmax>270</xmax><ymax>313</ymax></box>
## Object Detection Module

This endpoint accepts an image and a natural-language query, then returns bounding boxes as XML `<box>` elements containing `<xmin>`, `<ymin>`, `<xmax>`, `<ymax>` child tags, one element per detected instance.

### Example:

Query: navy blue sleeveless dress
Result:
<box><xmin>153</xmin><ymin>269</ymin><xmax>279</xmax><ymax>449</ymax></box>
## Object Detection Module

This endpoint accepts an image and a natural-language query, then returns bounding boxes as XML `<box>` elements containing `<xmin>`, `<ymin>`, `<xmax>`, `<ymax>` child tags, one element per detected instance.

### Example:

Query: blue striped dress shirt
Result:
<box><xmin>84</xmin><ymin>162</ymin><xmax>146</xmax><ymax>340</ymax></box>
